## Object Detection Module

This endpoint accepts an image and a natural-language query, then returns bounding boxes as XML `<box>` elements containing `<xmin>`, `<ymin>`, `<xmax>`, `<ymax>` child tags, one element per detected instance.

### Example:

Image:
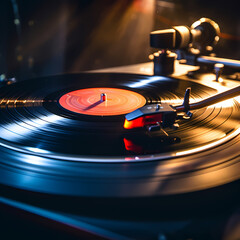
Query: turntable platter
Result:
<box><xmin>0</xmin><ymin>73</ymin><xmax>240</xmax><ymax>197</ymax></box>
<box><xmin>0</xmin><ymin>72</ymin><xmax>238</xmax><ymax>158</ymax></box>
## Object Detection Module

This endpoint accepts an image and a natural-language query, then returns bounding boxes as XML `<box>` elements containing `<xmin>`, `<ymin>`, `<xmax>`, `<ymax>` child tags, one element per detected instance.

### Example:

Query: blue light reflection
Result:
<box><xmin>127</xmin><ymin>76</ymin><xmax>168</xmax><ymax>88</ymax></box>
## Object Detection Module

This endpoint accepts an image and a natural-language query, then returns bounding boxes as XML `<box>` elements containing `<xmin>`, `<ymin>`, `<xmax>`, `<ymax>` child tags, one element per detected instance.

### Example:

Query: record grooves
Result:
<box><xmin>0</xmin><ymin>72</ymin><xmax>240</xmax><ymax>197</ymax></box>
<box><xmin>2</xmin><ymin>14</ymin><xmax>240</xmax><ymax>240</ymax></box>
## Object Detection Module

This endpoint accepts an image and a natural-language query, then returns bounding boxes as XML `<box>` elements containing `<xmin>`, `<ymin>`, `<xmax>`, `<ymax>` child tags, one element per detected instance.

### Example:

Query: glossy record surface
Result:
<box><xmin>0</xmin><ymin>73</ymin><xmax>240</xmax><ymax>197</ymax></box>
<box><xmin>0</xmin><ymin>72</ymin><xmax>235</xmax><ymax>157</ymax></box>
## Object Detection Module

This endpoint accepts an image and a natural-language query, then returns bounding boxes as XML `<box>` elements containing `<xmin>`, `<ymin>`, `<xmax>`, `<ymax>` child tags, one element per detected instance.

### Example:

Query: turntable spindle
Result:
<box><xmin>100</xmin><ymin>93</ymin><xmax>107</xmax><ymax>102</ymax></box>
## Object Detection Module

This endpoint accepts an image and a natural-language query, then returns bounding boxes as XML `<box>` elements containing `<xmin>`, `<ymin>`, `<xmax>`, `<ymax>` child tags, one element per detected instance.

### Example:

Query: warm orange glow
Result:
<box><xmin>59</xmin><ymin>88</ymin><xmax>146</xmax><ymax>116</ymax></box>
<box><xmin>71</xmin><ymin>0</ymin><xmax>155</xmax><ymax>71</ymax></box>
<box><xmin>124</xmin><ymin>113</ymin><xmax>163</xmax><ymax>129</ymax></box>
<box><xmin>124</xmin><ymin>117</ymin><xmax>144</xmax><ymax>129</ymax></box>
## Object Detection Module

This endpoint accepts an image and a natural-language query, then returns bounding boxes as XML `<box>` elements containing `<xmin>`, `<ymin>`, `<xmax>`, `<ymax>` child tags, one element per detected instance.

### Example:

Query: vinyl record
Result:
<box><xmin>0</xmin><ymin>72</ymin><xmax>240</xmax><ymax>197</ymax></box>
<box><xmin>0</xmin><ymin>72</ymin><xmax>229</xmax><ymax>157</ymax></box>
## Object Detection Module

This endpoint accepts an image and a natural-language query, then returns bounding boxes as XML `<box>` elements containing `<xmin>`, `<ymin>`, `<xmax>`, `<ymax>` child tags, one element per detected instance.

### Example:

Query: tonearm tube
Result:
<box><xmin>150</xmin><ymin>18</ymin><xmax>240</xmax><ymax>75</ymax></box>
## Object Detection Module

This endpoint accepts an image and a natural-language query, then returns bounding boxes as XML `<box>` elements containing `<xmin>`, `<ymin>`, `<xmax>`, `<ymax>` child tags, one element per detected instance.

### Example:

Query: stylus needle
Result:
<box><xmin>124</xmin><ymin>85</ymin><xmax>240</xmax><ymax>130</ymax></box>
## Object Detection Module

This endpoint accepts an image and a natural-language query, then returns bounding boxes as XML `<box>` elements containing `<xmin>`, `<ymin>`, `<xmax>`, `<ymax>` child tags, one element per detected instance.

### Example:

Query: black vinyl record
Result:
<box><xmin>0</xmin><ymin>72</ymin><xmax>240</xmax><ymax>198</ymax></box>
<box><xmin>0</xmin><ymin>72</ymin><xmax>229</xmax><ymax>156</ymax></box>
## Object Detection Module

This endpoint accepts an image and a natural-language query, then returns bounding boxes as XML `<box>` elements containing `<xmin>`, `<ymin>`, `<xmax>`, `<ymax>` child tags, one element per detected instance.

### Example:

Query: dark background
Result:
<box><xmin>0</xmin><ymin>0</ymin><xmax>239</xmax><ymax>80</ymax></box>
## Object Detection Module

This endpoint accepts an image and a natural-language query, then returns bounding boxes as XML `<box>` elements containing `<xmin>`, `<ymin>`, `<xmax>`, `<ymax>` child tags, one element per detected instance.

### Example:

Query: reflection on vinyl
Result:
<box><xmin>0</xmin><ymin>72</ymin><xmax>238</xmax><ymax>158</ymax></box>
<box><xmin>0</xmin><ymin>73</ymin><xmax>240</xmax><ymax>197</ymax></box>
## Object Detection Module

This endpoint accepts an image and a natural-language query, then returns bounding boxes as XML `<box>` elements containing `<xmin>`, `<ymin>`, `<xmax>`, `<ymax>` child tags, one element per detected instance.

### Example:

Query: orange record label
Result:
<box><xmin>59</xmin><ymin>88</ymin><xmax>146</xmax><ymax>116</ymax></box>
